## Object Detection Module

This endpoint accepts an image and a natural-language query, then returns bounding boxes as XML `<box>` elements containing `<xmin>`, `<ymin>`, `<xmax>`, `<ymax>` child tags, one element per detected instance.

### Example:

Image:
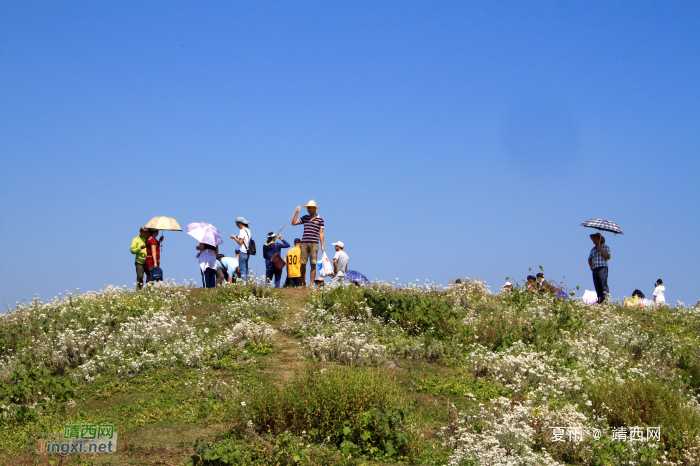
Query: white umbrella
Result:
<box><xmin>186</xmin><ymin>222</ymin><xmax>224</xmax><ymax>247</ymax></box>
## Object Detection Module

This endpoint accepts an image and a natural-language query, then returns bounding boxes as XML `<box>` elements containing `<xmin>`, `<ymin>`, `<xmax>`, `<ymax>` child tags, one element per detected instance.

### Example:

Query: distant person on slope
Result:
<box><xmin>285</xmin><ymin>238</ymin><xmax>303</xmax><ymax>288</ymax></box>
<box><xmin>588</xmin><ymin>232</ymin><xmax>611</xmax><ymax>304</ymax></box>
<box><xmin>263</xmin><ymin>233</ymin><xmax>290</xmax><ymax>288</ymax></box>
<box><xmin>526</xmin><ymin>275</ymin><xmax>537</xmax><ymax>292</ymax></box>
<box><xmin>196</xmin><ymin>241</ymin><xmax>218</xmax><ymax>288</ymax></box>
<box><xmin>230</xmin><ymin>217</ymin><xmax>252</xmax><ymax>281</ymax></box>
<box><xmin>653</xmin><ymin>279</ymin><xmax>666</xmax><ymax>305</ymax></box>
<box><xmin>130</xmin><ymin>226</ymin><xmax>150</xmax><ymax>290</ymax></box>
<box><xmin>216</xmin><ymin>252</ymin><xmax>240</xmax><ymax>286</ymax></box>
<box><xmin>145</xmin><ymin>229</ymin><xmax>163</xmax><ymax>283</ymax></box>
<box><xmin>292</xmin><ymin>201</ymin><xmax>325</xmax><ymax>286</ymax></box>
<box><xmin>329</xmin><ymin>241</ymin><xmax>349</xmax><ymax>288</ymax></box>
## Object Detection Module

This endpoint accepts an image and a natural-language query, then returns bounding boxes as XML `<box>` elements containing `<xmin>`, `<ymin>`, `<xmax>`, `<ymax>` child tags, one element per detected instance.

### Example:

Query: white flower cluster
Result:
<box><xmin>0</xmin><ymin>283</ymin><xmax>277</xmax><ymax>385</ymax></box>
<box><xmin>296</xmin><ymin>306</ymin><xmax>387</xmax><ymax>365</ymax></box>
<box><xmin>442</xmin><ymin>397</ymin><xmax>564</xmax><ymax>466</ymax></box>
<box><xmin>208</xmin><ymin>295</ymin><xmax>286</xmax><ymax>326</ymax></box>
<box><xmin>467</xmin><ymin>341</ymin><xmax>583</xmax><ymax>398</ymax></box>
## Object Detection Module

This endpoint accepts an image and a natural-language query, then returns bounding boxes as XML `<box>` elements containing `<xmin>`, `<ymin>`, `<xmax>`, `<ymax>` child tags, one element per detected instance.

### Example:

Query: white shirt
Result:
<box><xmin>653</xmin><ymin>285</ymin><xmax>665</xmax><ymax>303</ymax></box>
<box><xmin>238</xmin><ymin>228</ymin><xmax>250</xmax><ymax>253</ymax></box>
<box><xmin>198</xmin><ymin>249</ymin><xmax>216</xmax><ymax>273</ymax></box>
<box><xmin>333</xmin><ymin>250</ymin><xmax>349</xmax><ymax>277</ymax></box>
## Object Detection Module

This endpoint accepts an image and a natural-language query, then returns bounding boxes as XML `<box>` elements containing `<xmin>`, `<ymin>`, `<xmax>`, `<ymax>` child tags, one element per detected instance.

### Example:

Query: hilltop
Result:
<box><xmin>1</xmin><ymin>280</ymin><xmax>700</xmax><ymax>465</ymax></box>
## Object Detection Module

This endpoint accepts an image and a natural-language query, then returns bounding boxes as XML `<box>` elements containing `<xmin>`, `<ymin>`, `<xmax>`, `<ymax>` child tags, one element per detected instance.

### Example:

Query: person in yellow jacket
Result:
<box><xmin>130</xmin><ymin>227</ymin><xmax>150</xmax><ymax>290</ymax></box>
<box><xmin>286</xmin><ymin>238</ymin><xmax>302</xmax><ymax>287</ymax></box>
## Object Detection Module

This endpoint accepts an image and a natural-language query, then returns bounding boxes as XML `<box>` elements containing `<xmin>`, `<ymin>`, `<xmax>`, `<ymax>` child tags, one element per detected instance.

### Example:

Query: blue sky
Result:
<box><xmin>1</xmin><ymin>1</ymin><xmax>699</xmax><ymax>307</ymax></box>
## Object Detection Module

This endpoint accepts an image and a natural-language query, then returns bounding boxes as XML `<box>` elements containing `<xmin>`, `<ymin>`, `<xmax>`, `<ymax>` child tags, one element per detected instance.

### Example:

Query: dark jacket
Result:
<box><xmin>263</xmin><ymin>239</ymin><xmax>290</xmax><ymax>261</ymax></box>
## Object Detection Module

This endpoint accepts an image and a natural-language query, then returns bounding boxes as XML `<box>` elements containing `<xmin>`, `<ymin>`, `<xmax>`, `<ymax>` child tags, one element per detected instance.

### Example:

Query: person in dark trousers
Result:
<box><xmin>130</xmin><ymin>227</ymin><xmax>150</xmax><ymax>290</ymax></box>
<box><xmin>588</xmin><ymin>232</ymin><xmax>611</xmax><ymax>304</ymax></box>
<box><xmin>263</xmin><ymin>233</ymin><xmax>290</xmax><ymax>288</ymax></box>
<box><xmin>196</xmin><ymin>242</ymin><xmax>218</xmax><ymax>288</ymax></box>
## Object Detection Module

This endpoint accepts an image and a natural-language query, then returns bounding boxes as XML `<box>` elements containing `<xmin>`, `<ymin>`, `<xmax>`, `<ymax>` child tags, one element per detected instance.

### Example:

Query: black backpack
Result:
<box><xmin>244</xmin><ymin>229</ymin><xmax>256</xmax><ymax>255</ymax></box>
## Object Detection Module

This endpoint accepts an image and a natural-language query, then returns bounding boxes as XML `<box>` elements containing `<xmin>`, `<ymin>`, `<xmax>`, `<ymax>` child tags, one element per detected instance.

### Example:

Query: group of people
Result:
<box><xmin>129</xmin><ymin>227</ymin><xmax>164</xmax><ymax>289</ymax></box>
<box><xmin>623</xmin><ymin>280</ymin><xmax>666</xmax><ymax>308</ymax></box>
<box><xmin>500</xmin><ymin>232</ymin><xmax>666</xmax><ymax>306</ymax></box>
<box><xmin>130</xmin><ymin>200</ymin><xmax>350</xmax><ymax>290</ymax></box>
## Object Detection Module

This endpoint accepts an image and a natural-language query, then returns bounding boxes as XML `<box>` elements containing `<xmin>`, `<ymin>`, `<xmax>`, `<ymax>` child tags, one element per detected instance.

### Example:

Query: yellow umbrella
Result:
<box><xmin>145</xmin><ymin>216</ymin><xmax>182</xmax><ymax>231</ymax></box>
<box><xmin>145</xmin><ymin>217</ymin><xmax>182</xmax><ymax>253</ymax></box>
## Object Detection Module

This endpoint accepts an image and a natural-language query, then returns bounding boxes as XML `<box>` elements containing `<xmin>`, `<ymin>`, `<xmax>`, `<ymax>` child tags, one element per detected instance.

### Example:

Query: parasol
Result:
<box><xmin>144</xmin><ymin>216</ymin><xmax>182</xmax><ymax>254</ymax></box>
<box><xmin>186</xmin><ymin>222</ymin><xmax>223</xmax><ymax>247</ymax></box>
<box><xmin>580</xmin><ymin>219</ymin><xmax>623</xmax><ymax>235</ymax></box>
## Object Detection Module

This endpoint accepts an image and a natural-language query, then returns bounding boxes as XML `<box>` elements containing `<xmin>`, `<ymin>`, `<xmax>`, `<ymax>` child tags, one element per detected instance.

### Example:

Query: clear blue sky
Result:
<box><xmin>1</xmin><ymin>1</ymin><xmax>699</xmax><ymax>307</ymax></box>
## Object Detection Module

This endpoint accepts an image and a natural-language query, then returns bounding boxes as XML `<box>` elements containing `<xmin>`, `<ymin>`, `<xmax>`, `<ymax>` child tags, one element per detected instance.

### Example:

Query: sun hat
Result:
<box><xmin>332</xmin><ymin>241</ymin><xmax>344</xmax><ymax>248</ymax></box>
<box><xmin>235</xmin><ymin>217</ymin><xmax>249</xmax><ymax>225</ymax></box>
<box><xmin>502</xmin><ymin>281</ymin><xmax>513</xmax><ymax>288</ymax></box>
<box><xmin>589</xmin><ymin>232</ymin><xmax>606</xmax><ymax>243</ymax></box>
<box><xmin>304</xmin><ymin>200</ymin><xmax>319</xmax><ymax>209</ymax></box>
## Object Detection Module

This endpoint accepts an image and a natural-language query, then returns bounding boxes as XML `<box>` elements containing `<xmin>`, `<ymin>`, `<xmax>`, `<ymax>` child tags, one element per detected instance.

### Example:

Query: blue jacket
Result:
<box><xmin>263</xmin><ymin>239</ymin><xmax>290</xmax><ymax>261</ymax></box>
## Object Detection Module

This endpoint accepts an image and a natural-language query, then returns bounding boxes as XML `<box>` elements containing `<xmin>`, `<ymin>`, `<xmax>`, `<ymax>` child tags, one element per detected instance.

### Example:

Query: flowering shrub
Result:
<box><xmin>0</xmin><ymin>281</ymin><xmax>277</xmax><ymax>425</ymax></box>
<box><xmin>247</xmin><ymin>367</ymin><xmax>412</xmax><ymax>460</ymax></box>
<box><xmin>208</xmin><ymin>295</ymin><xmax>286</xmax><ymax>327</ymax></box>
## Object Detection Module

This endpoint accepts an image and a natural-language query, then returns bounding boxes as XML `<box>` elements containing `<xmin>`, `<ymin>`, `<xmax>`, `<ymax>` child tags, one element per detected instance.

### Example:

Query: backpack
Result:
<box><xmin>244</xmin><ymin>229</ymin><xmax>256</xmax><ymax>255</ymax></box>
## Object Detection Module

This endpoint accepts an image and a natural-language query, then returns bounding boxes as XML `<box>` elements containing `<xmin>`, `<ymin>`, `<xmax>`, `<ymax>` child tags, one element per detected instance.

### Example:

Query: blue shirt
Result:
<box><xmin>263</xmin><ymin>239</ymin><xmax>290</xmax><ymax>261</ymax></box>
<box><xmin>589</xmin><ymin>243</ymin><xmax>610</xmax><ymax>268</ymax></box>
<box><xmin>217</xmin><ymin>257</ymin><xmax>239</xmax><ymax>276</ymax></box>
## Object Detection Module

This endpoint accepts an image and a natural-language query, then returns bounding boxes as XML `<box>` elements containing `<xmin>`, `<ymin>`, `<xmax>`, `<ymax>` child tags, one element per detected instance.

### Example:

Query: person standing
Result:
<box><xmin>263</xmin><ymin>233</ymin><xmax>290</xmax><ymax>288</ymax></box>
<box><xmin>292</xmin><ymin>200</ymin><xmax>325</xmax><ymax>286</ymax></box>
<box><xmin>588</xmin><ymin>232</ymin><xmax>611</xmax><ymax>304</ymax></box>
<box><xmin>653</xmin><ymin>279</ymin><xmax>666</xmax><ymax>305</ymax></box>
<box><xmin>329</xmin><ymin>241</ymin><xmax>349</xmax><ymax>287</ymax></box>
<box><xmin>230</xmin><ymin>217</ymin><xmax>252</xmax><ymax>281</ymax></box>
<box><xmin>196</xmin><ymin>241</ymin><xmax>218</xmax><ymax>288</ymax></box>
<box><xmin>145</xmin><ymin>229</ymin><xmax>163</xmax><ymax>283</ymax></box>
<box><xmin>286</xmin><ymin>238</ymin><xmax>303</xmax><ymax>287</ymax></box>
<box><xmin>130</xmin><ymin>226</ymin><xmax>150</xmax><ymax>290</ymax></box>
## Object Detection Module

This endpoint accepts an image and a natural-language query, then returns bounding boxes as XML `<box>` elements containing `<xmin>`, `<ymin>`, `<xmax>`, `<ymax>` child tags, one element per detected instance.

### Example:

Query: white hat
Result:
<box><xmin>332</xmin><ymin>241</ymin><xmax>344</xmax><ymax>248</ymax></box>
<box><xmin>502</xmin><ymin>281</ymin><xmax>513</xmax><ymax>288</ymax></box>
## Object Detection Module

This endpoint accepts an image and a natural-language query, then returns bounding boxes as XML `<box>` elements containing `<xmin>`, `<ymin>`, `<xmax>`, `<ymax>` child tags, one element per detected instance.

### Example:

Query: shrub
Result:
<box><xmin>247</xmin><ymin>367</ymin><xmax>411</xmax><ymax>459</ymax></box>
<box><xmin>188</xmin><ymin>431</ymin><xmax>358</xmax><ymax>466</ymax></box>
<box><xmin>588</xmin><ymin>378</ymin><xmax>700</xmax><ymax>457</ymax></box>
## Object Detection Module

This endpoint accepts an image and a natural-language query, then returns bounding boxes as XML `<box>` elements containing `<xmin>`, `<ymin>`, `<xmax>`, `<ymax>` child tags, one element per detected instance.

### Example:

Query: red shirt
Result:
<box><xmin>146</xmin><ymin>237</ymin><xmax>160</xmax><ymax>260</ymax></box>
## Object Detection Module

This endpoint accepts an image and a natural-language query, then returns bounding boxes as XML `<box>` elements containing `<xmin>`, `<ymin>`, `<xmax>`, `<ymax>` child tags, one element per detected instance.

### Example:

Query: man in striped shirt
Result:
<box><xmin>292</xmin><ymin>200</ymin><xmax>325</xmax><ymax>286</ymax></box>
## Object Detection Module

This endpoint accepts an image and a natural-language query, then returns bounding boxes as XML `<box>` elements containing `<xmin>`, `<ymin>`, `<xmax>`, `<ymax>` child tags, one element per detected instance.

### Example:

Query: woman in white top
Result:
<box><xmin>653</xmin><ymin>279</ymin><xmax>665</xmax><ymax>305</ymax></box>
<box><xmin>230</xmin><ymin>217</ymin><xmax>251</xmax><ymax>281</ymax></box>
<box><xmin>196</xmin><ymin>242</ymin><xmax>218</xmax><ymax>288</ymax></box>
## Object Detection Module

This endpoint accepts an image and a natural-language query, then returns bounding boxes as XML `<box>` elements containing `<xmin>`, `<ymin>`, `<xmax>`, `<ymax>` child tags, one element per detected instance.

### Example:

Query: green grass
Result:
<box><xmin>2</xmin><ymin>280</ymin><xmax>700</xmax><ymax>465</ymax></box>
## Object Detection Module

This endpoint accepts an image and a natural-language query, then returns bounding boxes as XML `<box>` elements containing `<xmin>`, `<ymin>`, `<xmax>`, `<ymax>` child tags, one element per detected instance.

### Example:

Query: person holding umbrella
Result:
<box><xmin>187</xmin><ymin>222</ymin><xmax>224</xmax><ymax>289</ymax></box>
<box><xmin>588</xmin><ymin>232</ymin><xmax>611</xmax><ymax>304</ymax></box>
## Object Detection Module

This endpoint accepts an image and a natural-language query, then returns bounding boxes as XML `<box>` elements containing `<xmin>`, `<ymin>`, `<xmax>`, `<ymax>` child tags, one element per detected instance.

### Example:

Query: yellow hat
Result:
<box><xmin>304</xmin><ymin>200</ymin><xmax>319</xmax><ymax>209</ymax></box>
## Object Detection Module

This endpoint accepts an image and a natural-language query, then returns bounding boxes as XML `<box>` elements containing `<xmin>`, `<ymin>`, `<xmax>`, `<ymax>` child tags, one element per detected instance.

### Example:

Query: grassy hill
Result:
<box><xmin>1</xmin><ymin>279</ymin><xmax>700</xmax><ymax>465</ymax></box>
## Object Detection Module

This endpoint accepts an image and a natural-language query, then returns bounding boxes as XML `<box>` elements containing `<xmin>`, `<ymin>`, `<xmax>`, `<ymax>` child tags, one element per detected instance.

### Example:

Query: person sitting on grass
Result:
<box><xmin>526</xmin><ymin>275</ymin><xmax>537</xmax><ymax>292</ymax></box>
